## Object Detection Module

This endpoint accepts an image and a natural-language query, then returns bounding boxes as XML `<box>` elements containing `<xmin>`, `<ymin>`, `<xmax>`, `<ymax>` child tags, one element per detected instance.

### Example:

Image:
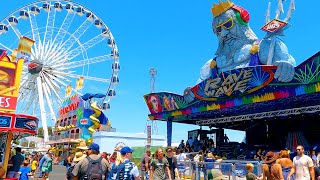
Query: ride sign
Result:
<box><xmin>261</xmin><ymin>19</ymin><xmax>288</xmax><ymax>33</ymax></box>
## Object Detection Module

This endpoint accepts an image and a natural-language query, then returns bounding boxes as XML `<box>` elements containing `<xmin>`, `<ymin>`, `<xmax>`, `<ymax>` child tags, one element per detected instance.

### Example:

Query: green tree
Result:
<box><xmin>37</xmin><ymin>127</ymin><xmax>53</xmax><ymax>138</ymax></box>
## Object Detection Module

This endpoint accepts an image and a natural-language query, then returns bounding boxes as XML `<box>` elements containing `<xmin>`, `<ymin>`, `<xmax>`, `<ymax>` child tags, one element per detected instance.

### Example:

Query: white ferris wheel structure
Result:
<box><xmin>0</xmin><ymin>1</ymin><xmax>120</xmax><ymax>142</ymax></box>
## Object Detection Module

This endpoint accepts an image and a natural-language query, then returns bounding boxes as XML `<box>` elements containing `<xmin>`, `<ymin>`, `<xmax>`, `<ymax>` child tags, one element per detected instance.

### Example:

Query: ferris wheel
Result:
<box><xmin>0</xmin><ymin>1</ymin><xmax>120</xmax><ymax>142</ymax></box>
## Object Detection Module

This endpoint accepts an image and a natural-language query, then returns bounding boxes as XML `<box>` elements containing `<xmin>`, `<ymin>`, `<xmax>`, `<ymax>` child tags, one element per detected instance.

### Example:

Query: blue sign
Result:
<box><xmin>15</xmin><ymin>118</ymin><xmax>38</xmax><ymax>130</ymax></box>
<box><xmin>0</xmin><ymin>116</ymin><xmax>11</xmax><ymax>128</ymax></box>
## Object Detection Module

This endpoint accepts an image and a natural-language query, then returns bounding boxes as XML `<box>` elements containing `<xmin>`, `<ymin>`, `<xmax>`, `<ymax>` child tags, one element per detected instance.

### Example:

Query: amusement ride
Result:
<box><xmin>0</xmin><ymin>0</ymin><xmax>120</xmax><ymax>142</ymax></box>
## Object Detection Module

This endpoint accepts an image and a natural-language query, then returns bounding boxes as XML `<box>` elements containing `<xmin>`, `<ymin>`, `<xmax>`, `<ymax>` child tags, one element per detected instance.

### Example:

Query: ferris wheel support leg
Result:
<box><xmin>37</xmin><ymin>76</ymin><xmax>49</xmax><ymax>143</ymax></box>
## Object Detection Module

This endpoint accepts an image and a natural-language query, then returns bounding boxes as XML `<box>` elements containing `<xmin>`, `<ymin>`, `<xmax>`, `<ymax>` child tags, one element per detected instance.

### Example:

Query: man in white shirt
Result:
<box><xmin>288</xmin><ymin>145</ymin><xmax>315</xmax><ymax>180</ymax></box>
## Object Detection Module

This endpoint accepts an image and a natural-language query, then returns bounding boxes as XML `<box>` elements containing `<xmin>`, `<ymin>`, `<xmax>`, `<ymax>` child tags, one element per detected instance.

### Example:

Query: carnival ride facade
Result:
<box><xmin>47</xmin><ymin>93</ymin><xmax>110</xmax><ymax>158</ymax></box>
<box><xmin>144</xmin><ymin>0</ymin><xmax>320</xmax><ymax>151</ymax></box>
<box><xmin>0</xmin><ymin>37</ymin><xmax>39</xmax><ymax>178</ymax></box>
<box><xmin>0</xmin><ymin>0</ymin><xmax>120</xmax><ymax>143</ymax></box>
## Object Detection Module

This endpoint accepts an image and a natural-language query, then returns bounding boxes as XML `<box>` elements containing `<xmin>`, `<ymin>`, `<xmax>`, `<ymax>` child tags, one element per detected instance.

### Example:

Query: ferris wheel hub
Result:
<box><xmin>28</xmin><ymin>61</ymin><xmax>43</xmax><ymax>74</ymax></box>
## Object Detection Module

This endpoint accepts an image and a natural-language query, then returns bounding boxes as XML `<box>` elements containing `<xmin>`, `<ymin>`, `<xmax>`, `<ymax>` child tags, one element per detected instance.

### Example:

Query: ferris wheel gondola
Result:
<box><xmin>0</xmin><ymin>0</ymin><xmax>120</xmax><ymax>142</ymax></box>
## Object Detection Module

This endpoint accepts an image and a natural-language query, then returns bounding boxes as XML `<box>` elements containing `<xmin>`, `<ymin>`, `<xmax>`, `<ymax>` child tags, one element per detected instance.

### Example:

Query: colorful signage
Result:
<box><xmin>0</xmin><ymin>37</ymin><xmax>34</xmax><ymax>112</ymax></box>
<box><xmin>0</xmin><ymin>113</ymin><xmax>38</xmax><ymax>134</ymax></box>
<box><xmin>261</xmin><ymin>19</ymin><xmax>288</xmax><ymax>33</ymax></box>
<box><xmin>147</xmin><ymin>125</ymin><xmax>151</xmax><ymax>144</ymax></box>
<box><xmin>191</xmin><ymin>66</ymin><xmax>275</xmax><ymax>101</ymax></box>
<box><xmin>144</xmin><ymin>52</ymin><xmax>320</xmax><ymax>121</ymax></box>
<box><xmin>59</xmin><ymin>95</ymin><xmax>81</xmax><ymax>116</ymax></box>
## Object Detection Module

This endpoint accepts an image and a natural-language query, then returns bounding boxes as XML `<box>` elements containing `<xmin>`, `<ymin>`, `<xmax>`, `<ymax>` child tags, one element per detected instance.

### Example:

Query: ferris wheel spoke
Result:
<box><xmin>43</xmin><ymin>71</ymin><xmax>81</xmax><ymax>96</ymax></box>
<box><xmin>0</xmin><ymin>43</ymin><xmax>13</xmax><ymax>52</ymax></box>
<box><xmin>54</xmin><ymin>18</ymin><xmax>92</xmax><ymax>55</ymax></box>
<box><xmin>23</xmin><ymin>88</ymin><xmax>37</xmax><ymax>112</ymax></box>
<box><xmin>57</xmin><ymin>71</ymin><xmax>110</xmax><ymax>83</ymax></box>
<box><xmin>52</xmin><ymin>54</ymin><xmax>113</xmax><ymax>70</ymax></box>
<box><xmin>52</xmin><ymin>12</ymin><xmax>76</xmax><ymax>47</ymax></box>
<box><xmin>43</xmin><ymin>71</ymin><xmax>70</xmax><ymax>87</ymax></box>
<box><xmin>42</xmin><ymin>73</ymin><xmax>63</xmax><ymax>103</ymax></box>
<box><xmin>7</xmin><ymin>20</ymin><xmax>22</xmax><ymax>38</ymax></box>
<box><xmin>43</xmin><ymin>3</ymin><xmax>56</xmax><ymax>46</ymax></box>
<box><xmin>46</xmin><ymin>41</ymin><xmax>85</xmax><ymax>66</ymax></box>
<box><xmin>64</xmin><ymin>34</ymin><xmax>107</xmax><ymax>61</ymax></box>
<box><xmin>42</xmin><ymin>80</ymin><xmax>56</xmax><ymax>121</ymax></box>
<box><xmin>37</xmin><ymin>76</ymin><xmax>49</xmax><ymax>142</ymax></box>
<box><xmin>44</xmin><ymin>70</ymin><xmax>72</xmax><ymax>83</ymax></box>
<box><xmin>28</xmin><ymin>8</ymin><xmax>42</xmax><ymax>52</ymax></box>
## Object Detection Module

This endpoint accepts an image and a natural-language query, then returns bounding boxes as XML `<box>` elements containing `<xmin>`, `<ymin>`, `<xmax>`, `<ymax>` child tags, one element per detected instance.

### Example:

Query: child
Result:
<box><xmin>246</xmin><ymin>163</ymin><xmax>258</xmax><ymax>180</ymax></box>
<box><xmin>18</xmin><ymin>160</ymin><xmax>32</xmax><ymax>180</ymax></box>
<box><xmin>31</xmin><ymin>157</ymin><xmax>38</xmax><ymax>174</ymax></box>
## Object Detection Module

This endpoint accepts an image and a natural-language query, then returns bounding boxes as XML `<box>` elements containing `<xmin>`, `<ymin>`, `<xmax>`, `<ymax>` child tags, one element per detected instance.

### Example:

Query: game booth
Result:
<box><xmin>0</xmin><ymin>37</ymin><xmax>39</xmax><ymax>178</ymax></box>
<box><xmin>144</xmin><ymin>0</ymin><xmax>320</xmax><ymax>152</ymax></box>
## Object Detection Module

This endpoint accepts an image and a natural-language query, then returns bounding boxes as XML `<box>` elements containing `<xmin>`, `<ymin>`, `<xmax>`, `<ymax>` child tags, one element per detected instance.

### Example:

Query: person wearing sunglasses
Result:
<box><xmin>288</xmin><ymin>145</ymin><xmax>315</xmax><ymax>180</ymax></box>
<box><xmin>198</xmin><ymin>1</ymin><xmax>296</xmax><ymax>84</ymax></box>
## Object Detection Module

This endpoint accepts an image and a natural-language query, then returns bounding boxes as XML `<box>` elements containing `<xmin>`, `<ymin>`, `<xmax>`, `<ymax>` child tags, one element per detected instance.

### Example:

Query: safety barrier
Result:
<box><xmin>176</xmin><ymin>159</ymin><xmax>262</xmax><ymax>180</ymax></box>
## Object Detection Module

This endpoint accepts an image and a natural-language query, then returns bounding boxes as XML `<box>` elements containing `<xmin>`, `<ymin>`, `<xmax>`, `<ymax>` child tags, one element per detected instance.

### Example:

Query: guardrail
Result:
<box><xmin>176</xmin><ymin>159</ymin><xmax>262</xmax><ymax>180</ymax></box>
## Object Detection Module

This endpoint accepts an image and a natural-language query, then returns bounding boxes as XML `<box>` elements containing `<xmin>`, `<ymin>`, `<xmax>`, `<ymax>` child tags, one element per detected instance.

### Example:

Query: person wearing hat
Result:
<box><xmin>288</xmin><ymin>145</ymin><xmax>315</xmax><ymax>180</ymax></box>
<box><xmin>72</xmin><ymin>143</ymin><xmax>110</xmax><ymax>180</ymax></box>
<box><xmin>208</xmin><ymin>169</ymin><xmax>226</xmax><ymax>180</ymax></box>
<box><xmin>262</xmin><ymin>151</ymin><xmax>284</xmax><ymax>180</ymax></box>
<box><xmin>118</xmin><ymin>146</ymin><xmax>140</xmax><ymax>180</ymax></box>
<box><xmin>109</xmin><ymin>146</ymin><xmax>140</xmax><ymax>180</ymax></box>
<box><xmin>66</xmin><ymin>152</ymin><xmax>86</xmax><ymax>180</ymax></box>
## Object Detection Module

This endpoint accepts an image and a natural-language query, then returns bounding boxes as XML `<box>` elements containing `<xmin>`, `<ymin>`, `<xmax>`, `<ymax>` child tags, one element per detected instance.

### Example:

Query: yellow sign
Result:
<box><xmin>0</xmin><ymin>37</ymin><xmax>34</xmax><ymax>112</ymax></box>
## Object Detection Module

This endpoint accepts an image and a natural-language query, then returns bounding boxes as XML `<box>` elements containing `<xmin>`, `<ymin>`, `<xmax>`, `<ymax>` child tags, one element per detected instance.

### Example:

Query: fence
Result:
<box><xmin>176</xmin><ymin>159</ymin><xmax>262</xmax><ymax>180</ymax></box>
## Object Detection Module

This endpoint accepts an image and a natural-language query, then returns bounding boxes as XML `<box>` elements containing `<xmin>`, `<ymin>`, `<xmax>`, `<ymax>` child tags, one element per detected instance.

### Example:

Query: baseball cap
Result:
<box><xmin>88</xmin><ymin>143</ymin><xmax>100</xmax><ymax>152</ymax></box>
<box><xmin>120</xmin><ymin>146</ymin><xmax>134</xmax><ymax>155</ymax></box>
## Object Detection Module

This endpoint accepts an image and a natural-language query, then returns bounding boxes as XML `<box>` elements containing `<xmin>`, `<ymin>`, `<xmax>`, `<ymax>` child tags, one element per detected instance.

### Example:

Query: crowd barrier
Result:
<box><xmin>176</xmin><ymin>159</ymin><xmax>262</xmax><ymax>180</ymax></box>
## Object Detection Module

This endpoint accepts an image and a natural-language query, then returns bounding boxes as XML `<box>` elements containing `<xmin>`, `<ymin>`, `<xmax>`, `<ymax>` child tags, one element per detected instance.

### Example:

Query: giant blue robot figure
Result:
<box><xmin>199</xmin><ymin>1</ymin><xmax>296</xmax><ymax>83</ymax></box>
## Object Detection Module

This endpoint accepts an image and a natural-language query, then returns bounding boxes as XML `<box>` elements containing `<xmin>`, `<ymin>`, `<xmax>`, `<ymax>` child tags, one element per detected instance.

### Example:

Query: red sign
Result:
<box><xmin>0</xmin><ymin>96</ymin><xmax>17</xmax><ymax>112</ymax></box>
<box><xmin>0</xmin><ymin>112</ymin><xmax>38</xmax><ymax>134</ymax></box>
<box><xmin>58</xmin><ymin>101</ymin><xmax>79</xmax><ymax>115</ymax></box>
<box><xmin>80</xmin><ymin>119</ymin><xmax>88</xmax><ymax>125</ymax></box>
<box><xmin>261</xmin><ymin>19</ymin><xmax>287</xmax><ymax>33</ymax></box>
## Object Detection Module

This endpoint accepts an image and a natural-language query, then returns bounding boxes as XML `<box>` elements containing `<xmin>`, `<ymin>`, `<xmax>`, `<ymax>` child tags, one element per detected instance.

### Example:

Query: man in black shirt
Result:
<box><xmin>165</xmin><ymin>147</ymin><xmax>179</xmax><ymax>179</ymax></box>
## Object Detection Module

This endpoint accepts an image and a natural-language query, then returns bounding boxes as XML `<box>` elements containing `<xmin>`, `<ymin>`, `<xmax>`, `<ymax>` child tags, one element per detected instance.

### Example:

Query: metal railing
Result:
<box><xmin>176</xmin><ymin>159</ymin><xmax>262</xmax><ymax>180</ymax></box>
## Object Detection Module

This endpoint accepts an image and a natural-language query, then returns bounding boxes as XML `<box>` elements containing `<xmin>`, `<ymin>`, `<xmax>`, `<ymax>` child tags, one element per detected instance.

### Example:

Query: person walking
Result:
<box><xmin>165</xmin><ymin>147</ymin><xmax>179</xmax><ymax>180</ymax></box>
<box><xmin>140</xmin><ymin>150</ymin><xmax>151</xmax><ymax>180</ymax></box>
<box><xmin>7</xmin><ymin>147</ymin><xmax>25</xmax><ymax>178</ymax></box>
<box><xmin>262</xmin><ymin>151</ymin><xmax>284</xmax><ymax>180</ymax></box>
<box><xmin>72</xmin><ymin>143</ymin><xmax>110</xmax><ymax>180</ymax></box>
<box><xmin>178</xmin><ymin>140</ymin><xmax>185</xmax><ymax>151</ymax></box>
<box><xmin>39</xmin><ymin>150</ymin><xmax>53</xmax><ymax>179</ymax></box>
<box><xmin>223</xmin><ymin>134</ymin><xmax>229</xmax><ymax>143</ymax></box>
<box><xmin>288</xmin><ymin>145</ymin><xmax>315</xmax><ymax>180</ymax></box>
<box><xmin>150</xmin><ymin>148</ymin><xmax>171</xmax><ymax>180</ymax></box>
<box><xmin>276</xmin><ymin>150</ymin><xmax>293</xmax><ymax>180</ymax></box>
<box><xmin>18</xmin><ymin>160</ymin><xmax>32</xmax><ymax>180</ymax></box>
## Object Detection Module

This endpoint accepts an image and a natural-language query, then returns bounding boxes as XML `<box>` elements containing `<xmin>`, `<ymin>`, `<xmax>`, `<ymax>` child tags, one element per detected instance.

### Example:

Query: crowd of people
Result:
<box><xmin>3</xmin><ymin>142</ymin><xmax>320</xmax><ymax>180</ymax></box>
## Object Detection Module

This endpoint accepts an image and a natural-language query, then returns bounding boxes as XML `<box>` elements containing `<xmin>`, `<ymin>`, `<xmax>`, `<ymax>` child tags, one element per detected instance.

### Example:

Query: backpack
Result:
<box><xmin>80</xmin><ymin>156</ymin><xmax>103</xmax><ymax>180</ymax></box>
<box><xmin>66</xmin><ymin>164</ymin><xmax>76</xmax><ymax>180</ymax></box>
<box><xmin>63</xmin><ymin>158</ymin><xmax>68</xmax><ymax>166</ymax></box>
<box><xmin>108</xmin><ymin>160</ymin><xmax>135</xmax><ymax>180</ymax></box>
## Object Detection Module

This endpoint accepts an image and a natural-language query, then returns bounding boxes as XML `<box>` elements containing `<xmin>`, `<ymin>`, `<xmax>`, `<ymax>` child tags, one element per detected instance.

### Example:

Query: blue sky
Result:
<box><xmin>1</xmin><ymin>0</ymin><xmax>319</xmax><ymax>143</ymax></box>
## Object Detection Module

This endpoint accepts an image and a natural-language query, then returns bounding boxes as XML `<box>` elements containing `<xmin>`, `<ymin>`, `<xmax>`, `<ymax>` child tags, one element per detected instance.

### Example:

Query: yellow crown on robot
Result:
<box><xmin>211</xmin><ymin>0</ymin><xmax>234</xmax><ymax>17</ymax></box>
